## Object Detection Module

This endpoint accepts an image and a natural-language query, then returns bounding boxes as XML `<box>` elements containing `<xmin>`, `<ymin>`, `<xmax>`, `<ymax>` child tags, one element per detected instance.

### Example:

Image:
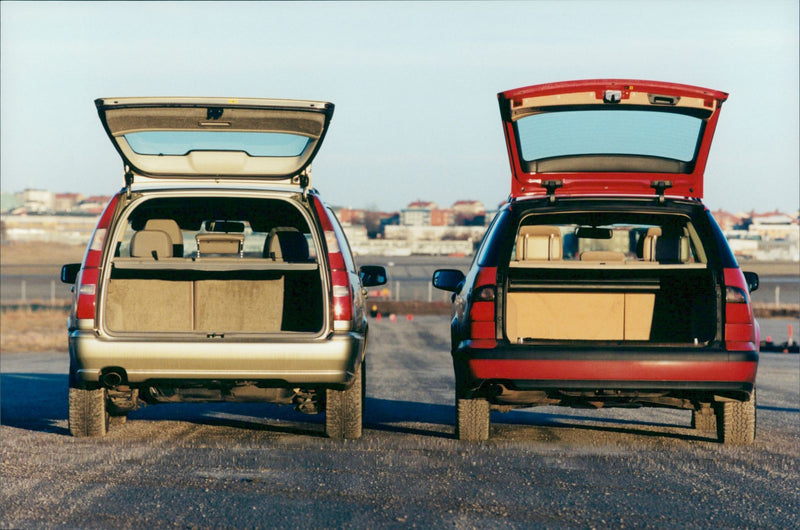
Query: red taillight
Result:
<box><xmin>723</xmin><ymin>268</ymin><xmax>756</xmax><ymax>351</ymax></box>
<box><xmin>312</xmin><ymin>198</ymin><xmax>353</xmax><ymax>324</ymax></box>
<box><xmin>75</xmin><ymin>195</ymin><xmax>119</xmax><ymax>321</ymax></box>
<box><xmin>469</xmin><ymin>268</ymin><xmax>497</xmax><ymax>348</ymax></box>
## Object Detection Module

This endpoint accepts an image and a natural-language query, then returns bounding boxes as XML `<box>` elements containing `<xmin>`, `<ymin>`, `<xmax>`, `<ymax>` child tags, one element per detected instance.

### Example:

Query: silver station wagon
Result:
<box><xmin>62</xmin><ymin>97</ymin><xmax>386</xmax><ymax>439</ymax></box>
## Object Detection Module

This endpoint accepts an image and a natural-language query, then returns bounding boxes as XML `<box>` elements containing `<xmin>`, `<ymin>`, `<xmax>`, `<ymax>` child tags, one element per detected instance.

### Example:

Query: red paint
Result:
<box><xmin>497</xmin><ymin>79</ymin><xmax>728</xmax><ymax>200</ymax></box>
<box><xmin>469</xmin><ymin>359</ymin><xmax>757</xmax><ymax>383</ymax></box>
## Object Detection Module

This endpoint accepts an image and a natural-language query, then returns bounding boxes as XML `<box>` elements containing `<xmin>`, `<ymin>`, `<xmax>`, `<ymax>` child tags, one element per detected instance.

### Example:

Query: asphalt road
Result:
<box><xmin>1</xmin><ymin>316</ymin><xmax>798</xmax><ymax>528</ymax></box>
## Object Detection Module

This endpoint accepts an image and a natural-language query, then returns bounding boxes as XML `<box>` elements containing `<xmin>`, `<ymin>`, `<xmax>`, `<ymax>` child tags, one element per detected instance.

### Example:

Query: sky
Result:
<box><xmin>1</xmin><ymin>1</ymin><xmax>798</xmax><ymax>214</ymax></box>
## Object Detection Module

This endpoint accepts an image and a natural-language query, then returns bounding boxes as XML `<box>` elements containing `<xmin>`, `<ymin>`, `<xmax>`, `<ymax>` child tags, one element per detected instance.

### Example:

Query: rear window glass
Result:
<box><xmin>516</xmin><ymin>109</ymin><xmax>703</xmax><ymax>162</ymax></box>
<box><xmin>124</xmin><ymin>131</ymin><xmax>311</xmax><ymax>157</ymax></box>
<box><xmin>115</xmin><ymin>196</ymin><xmax>316</xmax><ymax>259</ymax></box>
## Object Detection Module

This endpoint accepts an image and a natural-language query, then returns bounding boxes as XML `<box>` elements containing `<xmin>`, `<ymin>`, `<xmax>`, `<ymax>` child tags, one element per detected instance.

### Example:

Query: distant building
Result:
<box><xmin>18</xmin><ymin>189</ymin><xmax>55</xmax><ymax>213</ymax></box>
<box><xmin>54</xmin><ymin>193</ymin><xmax>85</xmax><ymax>213</ymax></box>
<box><xmin>336</xmin><ymin>207</ymin><xmax>365</xmax><ymax>225</ymax></box>
<box><xmin>430</xmin><ymin>208</ymin><xmax>452</xmax><ymax>227</ymax></box>
<box><xmin>402</xmin><ymin>200</ymin><xmax>438</xmax><ymax>226</ymax></box>
<box><xmin>747</xmin><ymin>210</ymin><xmax>799</xmax><ymax>241</ymax></box>
<box><xmin>711</xmin><ymin>209</ymin><xmax>741</xmax><ymax>231</ymax></box>
<box><xmin>78</xmin><ymin>196</ymin><xmax>112</xmax><ymax>214</ymax></box>
<box><xmin>452</xmin><ymin>199</ymin><xmax>486</xmax><ymax>226</ymax></box>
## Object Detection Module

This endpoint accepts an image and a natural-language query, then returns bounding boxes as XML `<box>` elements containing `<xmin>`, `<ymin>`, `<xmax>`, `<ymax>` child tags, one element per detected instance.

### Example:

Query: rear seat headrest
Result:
<box><xmin>640</xmin><ymin>226</ymin><xmax>690</xmax><ymax>263</ymax></box>
<box><xmin>131</xmin><ymin>229</ymin><xmax>172</xmax><ymax>259</ymax></box>
<box><xmin>517</xmin><ymin>225</ymin><xmax>562</xmax><ymax>261</ymax></box>
<box><xmin>639</xmin><ymin>227</ymin><xmax>662</xmax><ymax>261</ymax></box>
<box><xmin>144</xmin><ymin>219</ymin><xmax>183</xmax><ymax>257</ymax></box>
<box><xmin>265</xmin><ymin>227</ymin><xmax>309</xmax><ymax>261</ymax></box>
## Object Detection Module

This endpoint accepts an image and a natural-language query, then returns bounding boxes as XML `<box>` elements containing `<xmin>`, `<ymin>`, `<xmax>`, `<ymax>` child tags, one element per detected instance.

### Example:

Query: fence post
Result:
<box><xmin>775</xmin><ymin>286</ymin><xmax>780</xmax><ymax>307</ymax></box>
<box><xmin>21</xmin><ymin>280</ymin><xmax>26</xmax><ymax>302</ymax></box>
<box><xmin>428</xmin><ymin>282</ymin><xmax>432</xmax><ymax>303</ymax></box>
<box><xmin>51</xmin><ymin>280</ymin><xmax>56</xmax><ymax>303</ymax></box>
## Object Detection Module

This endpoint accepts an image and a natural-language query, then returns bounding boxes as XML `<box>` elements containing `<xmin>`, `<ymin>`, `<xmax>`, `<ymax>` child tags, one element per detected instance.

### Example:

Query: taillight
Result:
<box><xmin>75</xmin><ymin>195</ymin><xmax>119</xmax><ymax>321</ymax></box>
<box><xmin>469</xmin><ymin>267</ymin><xmax>497</xmax><ymax>348</ymax></box>
<box><xmin>723</xmin><ymin>268</ymin><xmax>756</xmax><ymax>351</ymax></box>
<box><xmin>312</xmin><ymin>198</ymin><xmax>353</xmax><ymax>325</ymax></box>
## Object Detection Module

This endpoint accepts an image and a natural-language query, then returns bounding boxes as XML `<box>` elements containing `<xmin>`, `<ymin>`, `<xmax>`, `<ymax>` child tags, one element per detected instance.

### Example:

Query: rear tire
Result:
<box><xmin>325</xmin><ymin>361</ymin><xmax>364</xmax><ymax>439</ymax></box>
<box><xmin>455</xmin><ymin>397</ymin><xmax>490</xmax><ymax>441</ymax></box>
<box><xmin>68</xmin><ymin>387</ymin><xmax>109</xmax><ymax>438</ymax></box>
<box><xmin>715</xmin><ymin>390</ymin><xmax>756</xmax><ymax>445</ymax></box>
<box><xmin>691</xmin><ymin>409</ymin><xmax>716</xmax><ymax>431</ymax></box>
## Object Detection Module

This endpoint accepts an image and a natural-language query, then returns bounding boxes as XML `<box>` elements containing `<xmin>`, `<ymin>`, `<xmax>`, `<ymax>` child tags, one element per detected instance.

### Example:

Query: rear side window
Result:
<box><xmin>326</xmin><ymin>207</ymin><xmax>357</xmax><ymax>273</ymax></box>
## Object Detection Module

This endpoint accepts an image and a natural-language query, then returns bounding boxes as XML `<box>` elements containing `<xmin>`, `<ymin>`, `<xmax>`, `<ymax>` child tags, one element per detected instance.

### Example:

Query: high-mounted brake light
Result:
<box><xmin>75</xmin><ymin>195</ymin><xmax>119</xmax><ymax>320</ymax></box>
<box><xmin>312</xmin><ymin>198</ymin><xmax>353</xmax><ymax>324</ymax></box>
<box><xmin>468</xmin><ymin>268</ymin><xmax>498</xmax><ymax>348</ymax></box>
<box><xmin>723</xmin><ymin>268</ymin><xmax>757</xmax><ymax>351</ymax></box>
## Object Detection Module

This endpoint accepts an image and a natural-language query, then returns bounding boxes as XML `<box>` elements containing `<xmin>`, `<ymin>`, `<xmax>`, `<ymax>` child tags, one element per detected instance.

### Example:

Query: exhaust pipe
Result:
<box><xmin>100</xmin><ymin>370</ymin><xmax>125</xmax><ymax>388</ymax></box>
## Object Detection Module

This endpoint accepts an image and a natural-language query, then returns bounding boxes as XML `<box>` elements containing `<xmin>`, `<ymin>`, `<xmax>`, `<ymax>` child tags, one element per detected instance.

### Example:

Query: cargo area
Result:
<box><xmin>505</xmin><ymin>264</ymin><xmax>717</xmax><ymax>344</ymax></box>
<box><xmin>100</xmin><ymin>195</ymin><xmax>325</xmax><ymax>335</ymax></box>
<box><xmin>504</xmin><ymin>217</ymin><xmax>719</xmax><ymax>345</ymax></box>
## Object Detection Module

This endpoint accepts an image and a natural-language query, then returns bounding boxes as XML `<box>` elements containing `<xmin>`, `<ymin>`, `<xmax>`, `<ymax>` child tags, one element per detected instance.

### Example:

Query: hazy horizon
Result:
<box><xmin>2</xmin><ymin>1</ymin><xmax>798</xmax><ymax>213</ymax></box>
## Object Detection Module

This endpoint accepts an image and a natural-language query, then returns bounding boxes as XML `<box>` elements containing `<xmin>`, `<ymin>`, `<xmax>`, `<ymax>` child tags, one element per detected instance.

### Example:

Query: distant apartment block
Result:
<box><xmin>401</xmin><ymin>200</ymin><xmax>438</xmax><ymax>226</ymax></box>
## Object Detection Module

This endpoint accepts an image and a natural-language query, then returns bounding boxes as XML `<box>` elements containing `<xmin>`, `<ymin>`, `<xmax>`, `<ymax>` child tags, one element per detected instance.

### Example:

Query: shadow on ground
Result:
<box><xmin>2</xmin><ymin>372</ymin><xmax>729</xmax><ymax>443</ymax></box>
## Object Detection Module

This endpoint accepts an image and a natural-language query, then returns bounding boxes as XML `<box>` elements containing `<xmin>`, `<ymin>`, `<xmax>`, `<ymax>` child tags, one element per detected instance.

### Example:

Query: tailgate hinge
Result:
<box><xmin>124</xmin><ymin>166</ymin><xmax>133</xmax><ymax>199</ymax></box>
<box><xmin>651</xmin><ymin>180</ymin><xmax>673</xmax><ymax>203</ymax></box>
<box><xmin>300</xmin><ymin>167</ymin><xmax>311</xmax><ymax>199</ymax></box>
<box><xmin>541</xmin><ymin>179</ymin><xmax>563</xmax><ymax>203</ymax></box>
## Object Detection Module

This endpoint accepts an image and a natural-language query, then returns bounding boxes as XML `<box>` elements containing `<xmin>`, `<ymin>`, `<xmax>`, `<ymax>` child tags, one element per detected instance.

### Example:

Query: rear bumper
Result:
<box><xmin>455</xmin><ymin>341</ymin><xmax>758</xmax><ymax>392</ymax></box>
<box><xmin>69</xmin><ymin>328</ymin><xmax>365</xmax><ymax>387</ymax></box>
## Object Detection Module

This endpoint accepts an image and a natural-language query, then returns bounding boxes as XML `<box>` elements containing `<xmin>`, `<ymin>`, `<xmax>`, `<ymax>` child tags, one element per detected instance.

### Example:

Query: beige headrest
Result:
<box><xmin>144</xmin><ymin>219</ymin><xmax>182</xmax><ymax>247</ymax></box>
<box><xmin>641</xmin><ymin>227</ymin><xmax>662</xmax><ymax>261</ymax></box>
<box><xmin>131</xmin><ymin>229</ymin><xmax>172</xmax><ymax>259</ymax></box>
<box><xmin>516</xmin><ymin>225</ymin><xmax>562</xmax><ymax>261</ymax></box>
<box><xmin>265</xmin><ymin>228</ymin><xmax>309</xmax><ymax>261</ymax></box>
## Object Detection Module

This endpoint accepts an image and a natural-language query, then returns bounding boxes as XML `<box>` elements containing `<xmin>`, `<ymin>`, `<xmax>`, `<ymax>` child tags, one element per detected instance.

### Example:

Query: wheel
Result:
<box><xmin>691</xmin><ymin>408</ymin><xmax>716</xmax><ymax>431</ymax></box>
<box><xmin>69</xmin><ymin>386</ymin><xmax>109</xmax><ymax>438</ymax></box>
<box><xmin>325</xmin><ymin>360</ymin><xmax>364</xmax><ymax>439</ymax></box>
<box><xmin>455</xmin><ymin>397</ymin><xmax>490</xmax><ymax>441</ymax></box>
<box><xmin>714</xmin><ymin>390</ymin><xmax>756</xmax><ymax>445</ymax></box>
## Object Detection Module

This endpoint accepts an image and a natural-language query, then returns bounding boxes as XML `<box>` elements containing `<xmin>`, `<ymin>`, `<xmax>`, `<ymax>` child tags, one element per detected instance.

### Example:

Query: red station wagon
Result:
<box><xmin>433</xmin><ymin>80</ymin><xmax>760</xmax><ymax>444</ymax></box>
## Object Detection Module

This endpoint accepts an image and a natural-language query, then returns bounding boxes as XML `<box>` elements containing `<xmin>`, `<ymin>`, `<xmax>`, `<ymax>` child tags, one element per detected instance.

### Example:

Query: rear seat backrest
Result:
<box><xmin>516</xmin><ymin>225</ymin><xmax>562</xmax><ymax>261</ymax></box>
<box><xmin>265</xmin><ymin>227</ymin><xmax>310</xmax><ymax>262</ymax></box>
<box><xmin>130</xmin><ymin>229</ymin><xmax>172</xmax><ymax>259</ymax></box>
<box><xmin>144</xmin><ymin>219</ymin><xmax>184</xmax><ymax>257</ymax></box>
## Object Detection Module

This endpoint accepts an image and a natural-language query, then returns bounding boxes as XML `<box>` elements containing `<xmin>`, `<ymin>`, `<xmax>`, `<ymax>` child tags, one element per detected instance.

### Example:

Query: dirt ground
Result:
<box><xmin>0</xmin><ymin>309</ymin><xmax>69</xmax><ymax>353</ymax></box>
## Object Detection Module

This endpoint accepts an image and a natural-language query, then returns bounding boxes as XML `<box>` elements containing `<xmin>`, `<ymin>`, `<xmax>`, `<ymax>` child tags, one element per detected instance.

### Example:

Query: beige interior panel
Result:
<box><xmin>623</xmin><ymin>293</ymin><xmax>655</xmax><ymax>340</ymax></box>
<box><xmin>106</xmin><ymin>280</ymin><xmax>194</xmax><ymax>332</ymax></box>
<box><xmin>506</xmin><ymin>292</ymin><xmax>655</xmax><ymax>341</ymax></box>
<box><xmin>507</xmin><ymin>292</ymin><xmax>625</xmax><ymax>340</ymax></box>
<box><xmin>194</xmin><ymin>279</ymin><xmax>284</xmax><ymax>332</ymax></box>
<box><xmin>106</xmin><ymin>278</ymin><xmax>284</xmax><ymax>333</ymax></box>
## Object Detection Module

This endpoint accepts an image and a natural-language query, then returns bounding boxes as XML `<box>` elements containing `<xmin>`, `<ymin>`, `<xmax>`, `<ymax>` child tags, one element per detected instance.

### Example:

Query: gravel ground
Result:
<box><xmin>1</xmin><ymin>316</ymin><xmax>798</xmax><ymax>528</ymax></box>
